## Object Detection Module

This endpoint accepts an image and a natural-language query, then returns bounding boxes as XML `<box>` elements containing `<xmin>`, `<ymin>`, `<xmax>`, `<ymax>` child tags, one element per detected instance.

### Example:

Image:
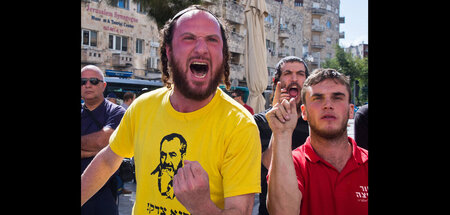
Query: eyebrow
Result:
<box><xmin>311</xmin><ymin>93</ymin><xmax>323</xmax><ymax>98</ymax></box>
<box><xmin>282</xmin><ymin>70</ymin><xmax>305</xmax><ymax>74</ymax></box>
<box><xmin>311</xmin><ymin>92</ymin><xmax>346</xmax><ymax>98</ymax></box>
<box><xmin>332</xmin><ymin>92</ymin><xmax>346</xmax><ymax>97</ymax></box>
<box><xmin>179</xmin><ymin>32</ymin><xmax>221</xmax><ymax>40</ymax></box>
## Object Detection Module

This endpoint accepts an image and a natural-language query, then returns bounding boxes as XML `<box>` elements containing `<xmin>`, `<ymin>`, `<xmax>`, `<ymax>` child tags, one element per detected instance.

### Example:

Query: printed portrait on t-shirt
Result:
<box><xmin>150</xmin><ymin>133</ymin><xmax>187</xmax><ymax>200</ymax></box>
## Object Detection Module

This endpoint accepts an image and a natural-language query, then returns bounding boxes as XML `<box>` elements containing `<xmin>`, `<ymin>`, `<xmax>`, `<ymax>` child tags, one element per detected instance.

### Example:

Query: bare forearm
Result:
<box><xmin>81</xmin><ymin>146</ymin><xmax>123</xmax><ymax>206</ymax></box>
<box><xmin>267</xmin><ymin>134</ymin><xmax>301</xmax><ymax>215</ymax></box>
<box><xmin>81</xmin><ymin>127</ymin><xmax>113</xmax><ymax>152</ymax></box>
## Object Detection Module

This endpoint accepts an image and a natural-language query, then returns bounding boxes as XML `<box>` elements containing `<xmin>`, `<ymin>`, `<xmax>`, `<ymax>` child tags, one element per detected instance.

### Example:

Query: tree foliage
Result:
<box><xmin>322</xmin><ymin>45</ymin><xmax>369</xmax><ymax>105</ymax></box>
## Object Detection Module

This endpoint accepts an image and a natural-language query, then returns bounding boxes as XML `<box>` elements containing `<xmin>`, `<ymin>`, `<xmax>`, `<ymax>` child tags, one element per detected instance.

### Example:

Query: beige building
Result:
<box><xmin>203</xmin><ymin>0</ymin><xmax>345</xmax><ymax>87</ymax></box>
<box><xmin>81</xmin><ymin>0</ymin><xmax>161</xmax><ymax>80</ymax></box>
<box><xmin>80</xmin><ymin>0</ymin><xmax>344</xmax><ymax>91</ymax></box>
<box><xmin>202</xmin><ymin>0</ymin><xmax>305</xmax><ymax>88</ymax></box>
<box><xmin>288</xmin><ymin>0</ymin><xmax>345</xmax><ymax>71</ymax></box>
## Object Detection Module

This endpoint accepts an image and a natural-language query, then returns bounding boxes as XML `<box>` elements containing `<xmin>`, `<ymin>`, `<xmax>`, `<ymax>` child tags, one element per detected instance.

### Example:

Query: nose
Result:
<box><xmin>323</xmin><ymin>98</ymin><xmax>334</xmax><ymax>110</ymax></box>
<box><xmin>193</xmin><ymin>37</ymin><xmax>208</xmax><ymax>56</ymax></box>
<box><xmin>292</xmin><ymin>74</ymin><xmax>298</xmax><ymax>81</ymax></box>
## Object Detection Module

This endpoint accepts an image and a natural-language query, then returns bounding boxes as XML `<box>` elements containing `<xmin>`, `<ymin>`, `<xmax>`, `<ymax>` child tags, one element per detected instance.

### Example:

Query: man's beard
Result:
<box><xmin>169</xmin><ymin>53</ymin><xmax>223</xmax><ymax>101</ymax></box>
<box><xmin>157</xmin><ymin>160</ymin><xmax>183</xmax><ymax>199</ymax></box>
<box><xmin>158</xmin><ymin>169</ymin><xmax>174</xmax><ymax>199</ymax></box>
<box><xmin>307</xmin><ymin>112</ymin><xmax>349</xmax><ymax>140</ymax></box>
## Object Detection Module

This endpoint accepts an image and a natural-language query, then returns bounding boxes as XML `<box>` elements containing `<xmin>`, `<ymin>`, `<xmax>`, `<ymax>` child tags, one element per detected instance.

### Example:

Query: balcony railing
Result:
<box><xmin>311</xmin><ymin>25</ymin><xmax>325</xmax><ymax>32</ymax></box>
<box><xmin>311</xmin><ymin>8</ymin><xmax>326</xmax><ymax>15</ymax></box>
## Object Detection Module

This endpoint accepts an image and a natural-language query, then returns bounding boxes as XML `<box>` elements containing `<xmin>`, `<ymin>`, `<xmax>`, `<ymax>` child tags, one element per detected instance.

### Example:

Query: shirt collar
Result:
<box><xmin>304</xmin><ymin>136</ymin><xmax>368</xmax><ymax>165</ymax></box>
<box><xmin>82</xmin><ymin>98</ymin><xmax>106</xmax><ymax>112</ymax></box>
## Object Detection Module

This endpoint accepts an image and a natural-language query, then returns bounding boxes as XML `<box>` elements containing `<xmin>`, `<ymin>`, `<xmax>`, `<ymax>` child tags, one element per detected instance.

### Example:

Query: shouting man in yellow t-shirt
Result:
<box><xmin>81</xmin><ymin>5</ymin><xmax>261</xmax><ymax>215</ymax></box>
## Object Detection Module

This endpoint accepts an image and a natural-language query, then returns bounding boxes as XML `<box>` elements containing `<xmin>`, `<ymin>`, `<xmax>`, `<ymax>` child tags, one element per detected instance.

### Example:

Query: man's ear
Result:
<box><xmin>301</xmin><ymin>104</ymin><xmax>307</xmax><ymax>121</ymax></box>
<box><xmin>349</xmin><ymin>103</ymin><xmax>355</xmax><ymax>119</ymax></box>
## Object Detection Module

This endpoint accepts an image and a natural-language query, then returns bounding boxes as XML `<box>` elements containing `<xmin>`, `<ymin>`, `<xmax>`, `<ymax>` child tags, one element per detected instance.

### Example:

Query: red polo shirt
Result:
<box><xmin>292</xmin><ymin>136</ymin><xmax>368</xmax><ymax>215</ymax></box>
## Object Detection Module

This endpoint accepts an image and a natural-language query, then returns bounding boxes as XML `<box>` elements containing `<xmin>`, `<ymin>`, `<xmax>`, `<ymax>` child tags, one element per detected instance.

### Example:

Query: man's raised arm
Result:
<box><xmin>266</xmin><ymin>98</ymin><xmax>302</xmax><ymax>215</ymax></box>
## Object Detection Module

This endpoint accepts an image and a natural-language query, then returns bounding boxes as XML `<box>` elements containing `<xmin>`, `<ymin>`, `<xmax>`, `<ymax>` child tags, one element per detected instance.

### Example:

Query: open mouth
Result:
<box><xmin>190</xmin><ymin>61</ymin><xmax>209</xmax><ymax>78</ymax></box>
<box><xmin>287</xmin><ymin>83</ymin><xmax>300</xmax><ymax>98</ymax></box>
<box><xmin>289</xmin><ymin>88</ymin><xmax>299</xmax><ymax>98</ymax></box>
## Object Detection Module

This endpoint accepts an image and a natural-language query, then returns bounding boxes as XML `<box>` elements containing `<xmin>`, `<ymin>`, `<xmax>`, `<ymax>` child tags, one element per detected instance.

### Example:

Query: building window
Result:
<box><xmin>136</xmin><ymin>39</ymin><xmax>144</xmax><ymax>54</ymax></box>
<box><xmin>327</xmin><ymin>4</ymin><xmax>332</xmax><ymax>11</ymax></box>
<box><xmin>266</xmin><ymin>40</ymin><xmax>276</xmax><ymax>56</ymax></box>
<box><xmin>230</xmin><ymin>52</ymin><xmax>240</xmax><ymax>64</ymax></box>
<box><xmin>117</xmin><ymin>0</ymin><xmax>129</xmax><ymax>9</ymax></box>
<box><xmin>265</xmin><ymin>14</ymin><xmax>274</xmax><ymax>25</ymax></box>
<box><xmin>137</xmin><ymin>2</ymin><xmax>146</xmax><ymax>13</ymax></box>
<box><xmin>122</xmin><ymin>37</ymin><xmax>128</xmax><ymax>51</ymax></box>
<box><xmin>302</xmin><ymin>44</ymin><xmax>308</xmax><ymax>58</ymax></box>
<box><xmin>294</xmin><ymin>0</ymin><xmax>303</xmax><ymax>7</ymax></box>
<box><xmin>148</xmin><ymin>57</ymin><xmax>158</xmax><ymax>69</ymax></box>
<box><xmin>81</xmin><ymin>29</ymin><xmax>97</xmax><ymax>47</ymax></box>
<box><xmin>150</xmin><ymin>46</ymin><xmax>157</xmax><ymax>57</ymax></box>
<box><xmin>109</xmin><ymin>34</ymin><xmax>128</xmax><ymax>51</ymax></box>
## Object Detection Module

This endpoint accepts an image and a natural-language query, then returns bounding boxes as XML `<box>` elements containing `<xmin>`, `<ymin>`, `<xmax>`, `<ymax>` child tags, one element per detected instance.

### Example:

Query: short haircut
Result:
<box><xmin>301</xmin><ymin>68</ymin><xmax>352</xmax><ymax>105</ymax></box>
<box><xmin>233</xmin><ymin>89</ymin><xmax>245</xmax><ymax>97</ymax></box>
<box><xmin>123</xmin><ymin>92</ymin><xmax>135</xmax><ymax>101</ymax></box>
<box><xmin>81</xmin><ymin>65</ymin><xmax>105</xmax><ymax>81</ymax></box>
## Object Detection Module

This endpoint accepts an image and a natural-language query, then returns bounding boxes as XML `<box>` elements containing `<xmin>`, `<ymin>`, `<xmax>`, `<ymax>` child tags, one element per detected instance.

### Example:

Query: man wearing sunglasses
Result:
<box><xmin>81</xmin><ymin>65</ymin><xmax>126</xmax><ymax>215</ymax></box>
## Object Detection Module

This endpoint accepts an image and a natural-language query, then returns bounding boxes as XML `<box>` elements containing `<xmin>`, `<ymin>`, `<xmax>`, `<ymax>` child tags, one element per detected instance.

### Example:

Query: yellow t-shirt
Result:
<box><xmin>110</xmin><ymin>87</ymin><xmax>261</xmax><ymax>215</ymax></box>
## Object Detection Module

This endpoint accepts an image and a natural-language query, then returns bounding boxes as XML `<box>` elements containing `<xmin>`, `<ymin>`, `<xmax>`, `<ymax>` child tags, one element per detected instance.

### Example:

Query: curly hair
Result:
<box><xmin>159</xmin><ymin>5</ymin><xmax>231</xmax><ymax>90</ymax></box>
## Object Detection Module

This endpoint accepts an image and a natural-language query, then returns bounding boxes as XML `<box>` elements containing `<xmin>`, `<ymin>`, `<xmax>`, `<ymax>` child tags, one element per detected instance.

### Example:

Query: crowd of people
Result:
<box><xmin>81</xmin><ymin>5</ymin><xmax>368</xmax><ymax>215</ymax></box>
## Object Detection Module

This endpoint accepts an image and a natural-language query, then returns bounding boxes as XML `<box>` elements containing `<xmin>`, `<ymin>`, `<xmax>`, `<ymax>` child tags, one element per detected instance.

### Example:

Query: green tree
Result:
<box><xmin>322</xmin><ymin>45</ymin><xmax>369</xmax><ymax>105</ymax></box>
<box><xmin>104</xmin><ymin>0</ymin><xmax>204</xmax><ymax>29</ymax></box>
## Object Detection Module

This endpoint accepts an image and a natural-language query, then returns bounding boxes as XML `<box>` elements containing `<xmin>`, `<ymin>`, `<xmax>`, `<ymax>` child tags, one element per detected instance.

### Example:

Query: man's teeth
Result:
<box><xmin>194</xmin><ymin>72</ymin><xmax>206</xmax><ymax>78</ymax></box>
<box><xmin>191</xmin><ymin>61</ymin><xmax>208</xmax><ymax>78</ymax></box>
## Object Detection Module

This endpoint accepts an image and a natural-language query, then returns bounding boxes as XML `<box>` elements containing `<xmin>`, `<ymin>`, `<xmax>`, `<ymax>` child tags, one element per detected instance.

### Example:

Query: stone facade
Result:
<box><xmin>290</xmin><ymin>0</ymin><xmax>344</xmax><ymax>70</ymax></box>
<box><xmin>80</xmin><ymin>0</ymin><xmax>343</xmax><ymax>88</ymax></box>
<box><xmin>81</xmin><ymin>0</ymin><xmax>161</xmax><ymax>80</ymax></box>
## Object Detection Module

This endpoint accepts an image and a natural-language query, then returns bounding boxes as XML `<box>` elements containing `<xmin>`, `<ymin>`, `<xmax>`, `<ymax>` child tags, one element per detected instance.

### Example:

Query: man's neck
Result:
<box><xmin>84</xmin><ymin>98</ymin><xmax>104</xmax><ymax>111</ymax></box>
<box><xmin>169</xmin><ymin>87</ymin><xmax>215</xmax><ymax>113</ymax></box>
<box><xmin>309</xmin><ymin>133</ymin><xmax>352</xmax><ymax>172</ymax></box>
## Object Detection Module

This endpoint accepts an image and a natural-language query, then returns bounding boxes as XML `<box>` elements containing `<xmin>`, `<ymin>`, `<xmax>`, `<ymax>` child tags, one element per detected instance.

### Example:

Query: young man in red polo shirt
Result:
<box><xmin>266</xmin><ymin>68</ymin><xmax>368</xmax><ymax>215</ymax></box>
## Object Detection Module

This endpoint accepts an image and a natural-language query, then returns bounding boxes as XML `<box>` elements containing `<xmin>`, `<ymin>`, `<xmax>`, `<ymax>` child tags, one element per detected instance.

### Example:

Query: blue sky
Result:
<box><xmin>339</xmin><ymin>0</ymin><xmax>368</xmax><ymax>47</ymax></box>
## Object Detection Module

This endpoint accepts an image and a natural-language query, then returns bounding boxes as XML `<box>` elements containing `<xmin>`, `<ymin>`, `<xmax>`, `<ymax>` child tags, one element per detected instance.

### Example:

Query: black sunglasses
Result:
<box><xmin>81</xmin><ymin>78</ymin><xmax>103</xmax><ymax>86</ymax></box>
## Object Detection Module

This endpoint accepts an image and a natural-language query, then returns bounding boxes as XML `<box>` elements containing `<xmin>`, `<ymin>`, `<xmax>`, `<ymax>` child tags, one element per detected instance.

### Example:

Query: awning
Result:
<box><xmin>105</xmin><ymin>70</ymin><xmax>133</xmax><ymax>78</ymax></box>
